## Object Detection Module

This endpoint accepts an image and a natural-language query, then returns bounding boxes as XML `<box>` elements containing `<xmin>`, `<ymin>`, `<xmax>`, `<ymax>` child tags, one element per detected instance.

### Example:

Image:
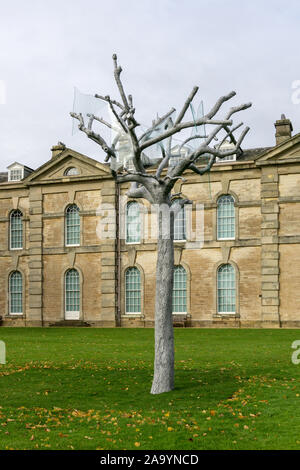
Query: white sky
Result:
<box><xmin>1</xmin><ymin>0</ymin><xmax>300</xmax><ymax>170</ymax></box>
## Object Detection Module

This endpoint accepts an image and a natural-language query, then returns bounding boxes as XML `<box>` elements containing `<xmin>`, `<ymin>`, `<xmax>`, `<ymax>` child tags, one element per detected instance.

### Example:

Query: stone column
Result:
<box><xmin>27</xmin><ymin>186</ymin><xmax>43</xmax><ymax>326</ymax></box>
<box><xmin>260</xmin><ymin>167</ymin><xmax>280</xmax><ymax>327</ymax></box>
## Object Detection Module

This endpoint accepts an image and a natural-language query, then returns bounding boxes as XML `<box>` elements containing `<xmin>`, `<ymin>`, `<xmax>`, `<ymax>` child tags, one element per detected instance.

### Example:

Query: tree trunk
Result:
<box><xmin>150</xmin><ymin>210</ymin><xmax>174</xmax><ymax>394</ymax></box>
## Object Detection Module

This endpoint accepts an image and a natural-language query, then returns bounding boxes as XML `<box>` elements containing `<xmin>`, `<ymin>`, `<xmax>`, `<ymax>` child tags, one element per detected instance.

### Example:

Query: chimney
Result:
<box><xmin>274</xmin><ymin>114</ymin><xmax>293</xmax><ymax>145</ymax></box>
<box><xmin>51</xmin><ymin>141</ymin><xmax>66</xmax><ymax>159</ymax></box>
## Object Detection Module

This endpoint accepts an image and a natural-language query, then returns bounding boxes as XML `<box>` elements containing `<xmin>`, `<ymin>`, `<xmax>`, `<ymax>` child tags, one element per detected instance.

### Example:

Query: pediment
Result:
<box><xmin>25</xmin><ymin>148</ymin><xmax>111</xmax><ymax>183</ymax></box>
<box><xmin>255</xmin><ymin>132</ymin><xmax>300</xmax><ymax>165</ymax></box>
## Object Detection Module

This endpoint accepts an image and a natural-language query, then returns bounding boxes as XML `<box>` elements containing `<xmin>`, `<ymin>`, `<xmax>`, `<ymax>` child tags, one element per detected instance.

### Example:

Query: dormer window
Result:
<box><xmin>169</xmin><ymin>145</ymin><xmax>191</xmax><ymax>167</ymax></box>
<box><xmin>64</xmin><ymin>167</ymin><xmax>80</xmax><ymax>176</ymax></box>
<box><xmin>10</xmin><ymin>169</ymin><xmax>23</xmax><ymax>181</ymax></box>
<box><xmin>7</xmin><ymin>162</ymin><xmax>33</xmax><ymax>182</ymax></box>
<box><xmin>215</xmin><ymin>141</ymin><xmax>236</xmax><ymax>162</ymax></box>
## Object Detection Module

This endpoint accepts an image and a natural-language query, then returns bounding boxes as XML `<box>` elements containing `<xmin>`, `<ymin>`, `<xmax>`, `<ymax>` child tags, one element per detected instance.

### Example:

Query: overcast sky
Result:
<box><xmin>1</xmin><ymin>0</ymin><xmax>300</xmax><ymax>171</ymax></box>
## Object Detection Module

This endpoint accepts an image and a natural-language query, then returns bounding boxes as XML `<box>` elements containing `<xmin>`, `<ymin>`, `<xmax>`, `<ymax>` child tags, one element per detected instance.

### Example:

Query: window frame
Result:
<box><xmin>125</xmin><ymin>267</ymin><xmax>141</xmax><ymax>314</ymax></box>
<box><xmin>65</xmin><ymin>204</ymin><xmax>80</xmax><ymax>247</ymax></box>
<box><xmin>125</xmin><ymin>201</ymin><xmax>141</xmax><ymax>245</ymax></box>
<box><xmin>217</xmin><ymin>263</ymin><xmax>236</xmax><ymax>315</ymax></box>
<box><xmin>9</xmin><ymin>270</ymin><xmax>23</xmax><ymax>315</ymax></box>
<box><xmin>9</xmin><ymin>209</ymin><xmax>23</xmax><ymax>250</ymax></box>
<box><xmin>172</xmin><ymin>265</ymin><xmax>187</xmax><ymax>314</ymax></box>
<box><xmin>64</xmin><ymin>167</ymin><xmax>80</xmax><ymax>176</ymax></box>
<box><xmin>217</xmin><ymin>194</ymin><xmax>235</xmax><ymax>241</ymax></box>
<box><xmin>173</xmin><ymin>201</ymin><xmax>186</xmax><ymax>243</ymax></box>
<box><xmin>64</xmin><ymin>268</ymin><xmax>80</xmax><ymax>319</ymax></box>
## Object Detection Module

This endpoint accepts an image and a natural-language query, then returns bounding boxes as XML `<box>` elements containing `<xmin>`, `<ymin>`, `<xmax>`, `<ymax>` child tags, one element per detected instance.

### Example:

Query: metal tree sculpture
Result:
<box><xmin>71</xmin><ymin>54</ymin><xmax>251</xmax><ymax>395</ymax></box>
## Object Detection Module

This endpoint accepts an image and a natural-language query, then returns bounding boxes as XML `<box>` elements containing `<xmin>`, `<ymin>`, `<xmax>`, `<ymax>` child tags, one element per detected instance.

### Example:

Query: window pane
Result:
<box><xmin>9</xmin><ymin>271</ymin><xmax>22</xmax><ymax>314</ymax></box>
<box><xmin>217</xmin><ymin>195</ymin><xmax>235</xmax><ymax>239</ymax></box>
<box><xmin>64</xmin><ymin>167</ymin><xmax>79</xmax><ymax>176</ymax></box>
<box><xmin>125</xmin><ymin>267</ymin><xmax>141</xmax><ymax>313</ymax></box>
<box><xmin>65</xmin><ymin>269</ymin><xmax>80</xmax><ymax>312</ymax></box>
<box><xmin>217</xmin><ymin>264</ymin><xmax>236</xmax><ymax>313</ymax></box>
<box><xmin>10</xmin><ymin>210</ymin><xmax>23</xmax><ymax>249</ymax></box>
<box><xmin>126</xmin><ymin>202</ymin><xmax>141</xmax><ymax>243</ymax></box>
<box><xmin>66</xmin><ymin>205</ymin><xmax>80</xmax><ymax>245</ymax></box>
<box><xmin>174</xmin><ymin>203</ymin><xmax>186</xmax><ymax>241</ymax></box>
<box><xmin>10</xmin><ymin>169</ymin><xmax>23</xmax><ymax>181</ymax></box>
<box><xmin>172</xmin><ymin>265</ymin><xmax>187</xmax><ymax>313</ymax></box>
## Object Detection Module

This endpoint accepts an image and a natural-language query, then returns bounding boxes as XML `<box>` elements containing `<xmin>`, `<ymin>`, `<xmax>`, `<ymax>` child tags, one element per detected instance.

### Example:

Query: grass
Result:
<box><xmin>0</xmin><ymin>327</ymin><xmax>300</xmax><ymax>450</ymax></box>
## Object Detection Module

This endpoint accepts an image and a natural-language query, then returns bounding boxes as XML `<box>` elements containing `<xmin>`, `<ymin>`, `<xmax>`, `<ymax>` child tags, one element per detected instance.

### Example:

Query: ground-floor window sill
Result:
<box><xmin>213</xmin><ymin>314</ymin><xmax>240</xmax><ymax>319</ymax></box>
<box><xmin>4</xmin><ymin>315</ymin><xmax>25</xmax><ymax>318</ymax></box>
<box><xmin>121</xmin><ymin>314</ymin><xmax>144</xmax><ymax>319</ymax></box>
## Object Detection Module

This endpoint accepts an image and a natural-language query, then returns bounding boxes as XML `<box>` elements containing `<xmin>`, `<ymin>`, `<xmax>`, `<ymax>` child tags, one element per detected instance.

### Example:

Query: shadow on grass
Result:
<box><xmin>0</xmin><ymin>364</ymin><xmax>253</xmax><ymax>412</ymax></box>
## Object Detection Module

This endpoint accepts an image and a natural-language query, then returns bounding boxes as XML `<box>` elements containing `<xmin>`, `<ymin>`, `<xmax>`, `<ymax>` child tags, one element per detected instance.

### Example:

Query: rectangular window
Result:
<box><xmin>9</xmin><ymin>272</ymin><xmax>23</xmax><ymax>314</ymax></box>
<box><xmin>172</xmin><ymin>266</ymin><xmax>187</xmax><ymax>313</ymax></box>
<box><xmin>9</xmin><ymin>169</ymin><xmax>23</xmax><ymax>181</ymax></box>
<box><xmin>65</xmin><ymin>270</ymin><xmax>80</xmax><ymax>315</ymax></box>
<box><xmin>125</xmin><ymin>268</ymin><xmax>141</xmax><ymax>313</ymax></box>
<box><xmin>217</xmin><ymin>265</ymin><xmax>236</xmax><ymax>314</ymax></box>
<box><xmin>174</xmin><ymin>206</ymin><xmax>186</xmax><ymax>241</ymax></box>
<box><xmin>66</xmin><ymin>206</ymin><xmax>80</xmax><ymax>246</ymax></box>
<box><xmin>126</xmin><ymin>203</ymin><xmax>141</xmax><ymax>244</ymax></box>
<box><xmin>10</xmin><ymin>211</ymin><xmax>23</xmax><ymax>250</ymax></box>
<box><xmin>217</xmin><ymin>196</ymin><xmax>235</xmax><ymax>240</ymax></box>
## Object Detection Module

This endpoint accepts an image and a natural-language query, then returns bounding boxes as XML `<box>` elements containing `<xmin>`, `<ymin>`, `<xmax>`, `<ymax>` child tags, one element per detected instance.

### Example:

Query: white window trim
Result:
<box><xmin>8</xmin><ymin>167</ymin><xmax>24</xmax><ymax>182</ymax></box>
<box><xmin>217</xmin><ymin>311</ymin><xmax>236</xmax><ymax>315</ymax></box>
<box><xmin>125</xmin><ymin>267</ymin><xmax>141</xmax><ymax>314</ymax></box>
<box><xmin>217</xmin><ymin>237</ymin><xmax>235</xmax><ymax>241</ymax></box>
<box><xmin>125</xmin><ymin>202</ymin><xmax>141</xmax><ymax>245</ymax></box>
<box><xmin>64</xmin><ymin>271</ymin><xmax>80</xmax><ymax>320</ymax></box>
<box><xmin>9</xmin><ymin>211</ymin><xmax>23</xmax><ymax>250</ymax></box>
<box><xmin>9</xmin><ymin>272</ymin><xmax>23</xmax><ymax>315</ymax></box>
<box><xmin>65</xmin><ymin>205</ymin><xmax>80</xmax><ymax>247</ymax></box>
<box><xmin>216</xmin><ymin>195</ymin><xmax>235</xmax><ymax>241</ymax></box>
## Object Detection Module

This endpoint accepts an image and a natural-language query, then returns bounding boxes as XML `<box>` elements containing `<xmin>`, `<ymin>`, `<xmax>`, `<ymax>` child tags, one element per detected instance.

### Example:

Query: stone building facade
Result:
<box><xmin>0</xmin><ymin>115</ymin><xmax>300</xmax><ymax>328</ymax></box>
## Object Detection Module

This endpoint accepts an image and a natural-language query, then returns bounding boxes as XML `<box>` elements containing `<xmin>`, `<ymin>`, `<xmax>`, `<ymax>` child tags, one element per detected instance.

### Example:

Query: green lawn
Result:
<box><xmin>0</xmin><ymin>327</ymin><xmax>299</xmax><ymax>450</ymax></box>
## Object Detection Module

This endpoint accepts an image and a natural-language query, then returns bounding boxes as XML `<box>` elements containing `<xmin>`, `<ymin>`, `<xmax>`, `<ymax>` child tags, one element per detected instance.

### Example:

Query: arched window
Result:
<box><xmin>65</xmin><ymin>269</ymin><xmax>80</xmax><ymax>319</ymax></box>
<box><xmin>10</xmin><ymin>210</ymin><xmax>23</xmax><ymax>250</ymax></box>
<box><xmin>217</xmin><ymin>264</ymin><xmax>236</xmax><ymax>314</ymax></box>
<box><xmin>173</xmin><ymin>265</ymin><xmax>187</xmax><ymax>313</ymax></box>
<box><xmin>173</xmin><ymin>200</ymin><xmax>186</xmax><ymax>241</ymax></box>
<box><xmin>126</xmin><ymin>202</ymin><xmax>141</xmax><ymax>244</ymax></box>
<box><xmin>65</xmin><ymin>204</ymin><xmax>80</xmax><ymax>246</ymax></box>
<box><xmin>64</xmin><ymin>167</ymin><xmax>79</xmax><ymax>176</ymax></box>
<box><xmin>9</xmin><ymin>271</ymin><xmax>23</xmax><ymax>315</ymax></box>
<box><xmin>217</xmin><ymin>195</ymin><xmax>235</xmax><ymax>240</ymax></box>
<box><xmin>125</xmin><ymin>267</ymin><xmax>141</xmax><ymax>313</ymax></box>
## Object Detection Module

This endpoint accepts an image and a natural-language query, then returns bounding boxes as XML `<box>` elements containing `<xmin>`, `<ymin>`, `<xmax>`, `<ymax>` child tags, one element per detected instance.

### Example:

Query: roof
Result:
<box><xmin>6</xmin><ymin>162</ymin><xmax>34</xmax><ymax>171</ymax></box>
<box><xmin>0</xmin><ymin>172</ymin><xmax>8</xmax><ymax>183</ymax></box>
<box><xmin>238</xmin><ymin>147</ymin><xmax>273</xmax><ymax>161</ymax></box>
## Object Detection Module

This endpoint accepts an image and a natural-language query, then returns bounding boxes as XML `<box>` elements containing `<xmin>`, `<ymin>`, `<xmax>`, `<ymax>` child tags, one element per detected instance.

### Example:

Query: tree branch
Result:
<box><xmin>174</xmin><ymin>86</ymin><xmax>199</xmax><ymax>125</ymax></box>
<box><xmin>140</xmin><ymin>117</ymin><xmax>233</xmax><ymax>152</ymax></box>
<box><xmin>112</xmin><ymin>54</ymin><xmax>129</xmax><ymax>111</ymax></box>
<box><xmin>139</xmin><ymin>108</ymin><xmax>176</xmax><ymax>143</ymax></box>
<box><xmin>70</xmin><ymin>112</ymin><xmax>116</xmax><ymax>158</ymax></box>
<box><xmin>188</xmin><ymin>126</ymin><xmax>250</xmax><ymax>176</ymax></box>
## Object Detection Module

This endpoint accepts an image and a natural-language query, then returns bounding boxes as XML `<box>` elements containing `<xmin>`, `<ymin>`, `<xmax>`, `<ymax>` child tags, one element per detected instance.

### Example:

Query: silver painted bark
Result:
<box><xmin>71</xmin><ymin>54</ymin><xmax>252</xmax><ymax>394</ymax></box>
<box><xmin>151</xmin><ymin>212</ymin><xmax>175</xmax><ymax>394</ymax></box>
